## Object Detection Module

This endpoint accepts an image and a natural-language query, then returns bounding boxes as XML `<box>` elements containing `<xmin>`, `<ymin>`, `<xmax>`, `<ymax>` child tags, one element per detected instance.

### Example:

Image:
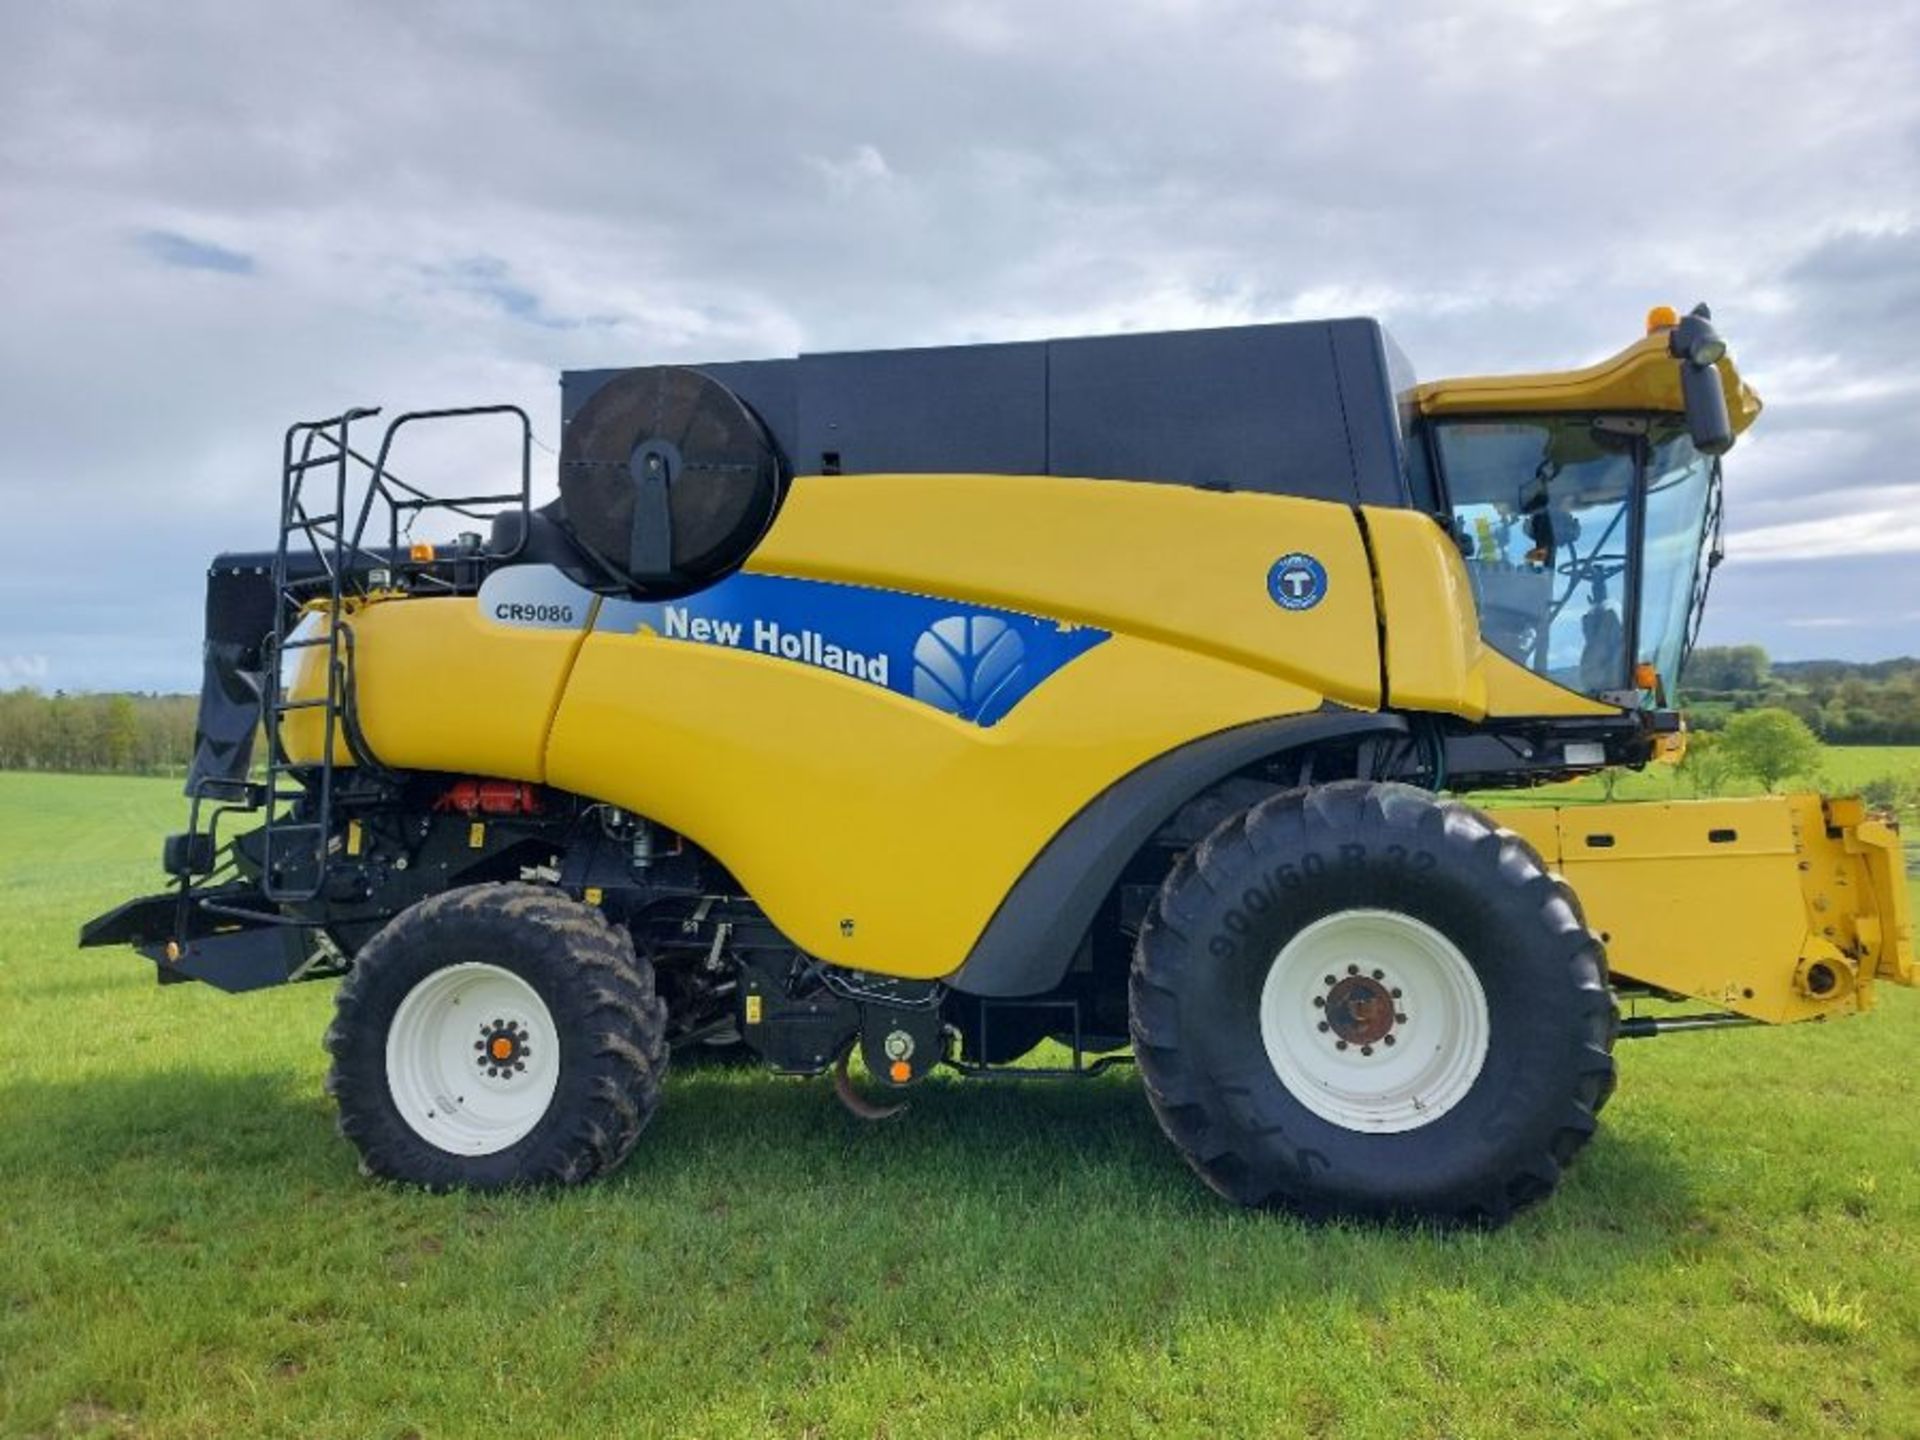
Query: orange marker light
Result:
<box><xmin>409</xmin><ymin>542</ymin><xmax>435</xmax><ymax>563</ymax></box>
<box><xmin>1635</xmin><ymin>662</ymin><xmax>1659</xmax><ymax>691</ymax></box>
<box><xmin>889</xmin><ymin>1060</ymin><xmax>912</xmax><ymax>1084</ymax></box>
<box><xmin>1645</xmin><ymin>305</ymin><xmax>1679</xmax><ymax>334</ymax></box>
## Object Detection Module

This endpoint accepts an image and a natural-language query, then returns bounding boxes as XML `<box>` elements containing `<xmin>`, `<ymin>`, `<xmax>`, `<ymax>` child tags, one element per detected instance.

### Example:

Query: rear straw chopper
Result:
<box><xmin>80</xmin><ymin>309</ymin><xmax>1911</xmax><ymax>1223</ymax></box>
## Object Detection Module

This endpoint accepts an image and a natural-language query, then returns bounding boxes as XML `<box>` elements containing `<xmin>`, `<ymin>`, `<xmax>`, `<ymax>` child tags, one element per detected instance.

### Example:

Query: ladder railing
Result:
<box><xmin>256</xmin><ymin>403</ymin><xmax>534</xmax><ymax>903</ymax></box>
<box><xmin>261</xmin><ymin>408</ymin><xmax>374</xmax><ymax>901</ymax></box>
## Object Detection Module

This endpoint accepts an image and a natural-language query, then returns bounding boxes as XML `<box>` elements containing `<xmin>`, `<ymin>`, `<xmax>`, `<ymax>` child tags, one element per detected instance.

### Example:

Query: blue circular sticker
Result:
<box><xmin>1267</xmin><ymin>553</ymin><xmax>1328</xmax><ymax>611</ymax></box>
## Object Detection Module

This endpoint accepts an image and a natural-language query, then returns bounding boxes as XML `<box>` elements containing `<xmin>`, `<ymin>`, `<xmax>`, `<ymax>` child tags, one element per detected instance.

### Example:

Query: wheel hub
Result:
<box><xmin>1320</xmin><ymin>972</ymin><xmax>1398</xmax><ymax>1048</ymax></box>
<box><xmin>475</xmin><ymin>1019</ymin><xmax>532</xmax><ymax>1079</ymax></box>
<box><xmin>1314</xmin><ymin>964</ymin><xmax>1411</xmax><ymax>1056</ymax></box>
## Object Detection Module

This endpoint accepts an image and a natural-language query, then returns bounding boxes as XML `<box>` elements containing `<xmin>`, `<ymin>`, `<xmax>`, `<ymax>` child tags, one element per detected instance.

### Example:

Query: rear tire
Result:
<box><xmin>1129</xmin><ymin>781</ymin><xmax>1615</xmax><ymax>1225</ymax></box>
<box><xmin>325</xmin><ymin>883</ymin><xmax>669</xmax><ymax>1189</ymax></box>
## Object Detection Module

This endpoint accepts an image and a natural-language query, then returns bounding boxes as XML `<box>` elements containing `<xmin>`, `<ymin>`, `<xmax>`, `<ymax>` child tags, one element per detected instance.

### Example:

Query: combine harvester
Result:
<box><xmin>83</xmin><ymin>304</ymin><xmax>1912</xmax><ymax>1223</ymax></box>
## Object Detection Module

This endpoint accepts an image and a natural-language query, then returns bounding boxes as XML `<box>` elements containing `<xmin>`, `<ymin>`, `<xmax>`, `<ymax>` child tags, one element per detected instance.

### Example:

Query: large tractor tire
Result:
<box><xmin>1130</xmin><ymin>781</ymin><xmax>1615</xmax><ymax>1225</ymax></box>
<box><xmin>325</xmin><ymin>884</ymin><xmax>669</xmax><ymax>1189</ymax></box>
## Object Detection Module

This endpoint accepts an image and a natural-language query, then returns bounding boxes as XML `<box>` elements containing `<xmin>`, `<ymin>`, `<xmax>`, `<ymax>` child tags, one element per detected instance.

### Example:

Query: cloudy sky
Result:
<box><xmin>2</xmin><ymin>0</ymin><xmax>1916</xmax><ymax>692</ymax></box>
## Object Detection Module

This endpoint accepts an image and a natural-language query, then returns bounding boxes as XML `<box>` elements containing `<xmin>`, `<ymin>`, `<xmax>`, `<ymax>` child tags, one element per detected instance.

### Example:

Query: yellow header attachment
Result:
<box><xmin>1413</xmin><ymin>320</ymin><xmax>1763</xmax><ymax>438</ymax></box>
<box><xmin>1496</xmin><ymin>794</ymin><xmax>1913</xmax><ymax>1024</ymax></box>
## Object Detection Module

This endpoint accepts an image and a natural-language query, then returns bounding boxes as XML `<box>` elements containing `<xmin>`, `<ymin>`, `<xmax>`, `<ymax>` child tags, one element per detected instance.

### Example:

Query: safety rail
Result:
<box><xmin>255</xmin><ymin>403</ymin><xmax>533</xmax><ymax>902</ymax></box>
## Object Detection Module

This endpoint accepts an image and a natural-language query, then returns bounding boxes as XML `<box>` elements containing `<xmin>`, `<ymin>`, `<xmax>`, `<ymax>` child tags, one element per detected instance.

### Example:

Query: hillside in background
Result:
<box><xmin>1681</xmin><ymin>647</ymin><xmax>1920</xmax><ymax>744</ymax></box>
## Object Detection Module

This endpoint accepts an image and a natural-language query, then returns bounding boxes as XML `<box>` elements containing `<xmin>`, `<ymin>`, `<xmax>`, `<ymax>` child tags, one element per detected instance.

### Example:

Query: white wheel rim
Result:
<box><xmin>1258</xmin><ymin>908</ymin><xmax>1489</xmax><ymax>1134</ymax></box>
<box><xmin>386</xmin><ymin>962</ymin><xmax>560</xmax><ymax>1155</ymax></box>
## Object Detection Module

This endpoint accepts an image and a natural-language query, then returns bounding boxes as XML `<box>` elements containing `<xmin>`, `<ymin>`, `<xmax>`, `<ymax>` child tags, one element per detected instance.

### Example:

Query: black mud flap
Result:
<box><xmin>188</xmin><ymin>560</ymin><xmax>278</xmax><ymax>795</ymax></box>
<box><xmin>80</xmin><ymin>888</ymin><xmax>318</xmax><ymax>994</ymax></box>
<box><xmin>136</xmin><ymin>928</ymin><xmax>314</xmax><ymax>993</ymax></box>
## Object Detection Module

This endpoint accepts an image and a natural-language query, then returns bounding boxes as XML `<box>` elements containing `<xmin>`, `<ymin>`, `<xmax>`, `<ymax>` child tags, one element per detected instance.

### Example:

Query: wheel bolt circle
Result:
<box><xmin>1320</xmin><ymin>973</ymin><xmax>1398</xmax><ymax>1048</ymax></box>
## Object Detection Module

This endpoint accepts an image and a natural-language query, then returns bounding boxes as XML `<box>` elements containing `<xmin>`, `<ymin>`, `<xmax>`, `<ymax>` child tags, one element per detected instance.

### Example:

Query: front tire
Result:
<box><xmin>1130</xmin><ymin>781</ymin><xmax>1615</xmax><ymax>1225</ymax></box>
<box><xmin>325</xmin><ymin>883</ymin><xmax>669</xmax><ymax>1189</ymax></box>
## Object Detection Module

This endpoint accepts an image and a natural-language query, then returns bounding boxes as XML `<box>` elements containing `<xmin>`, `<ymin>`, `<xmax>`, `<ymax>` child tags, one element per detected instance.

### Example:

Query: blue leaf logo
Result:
<box><xmin>912</xmin><ymin>616</ymin><xmax>1028</xmax><ymax>722</ymax></box>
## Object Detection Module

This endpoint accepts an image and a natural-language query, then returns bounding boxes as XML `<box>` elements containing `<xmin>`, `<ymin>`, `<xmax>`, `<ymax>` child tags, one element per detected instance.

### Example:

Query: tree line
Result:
<box><xmin>1682</xmin><ymin>646</ymin><xmax>1920</xmax><ymax>744</ymax></box>
<box><xmin>0</xmin><ymin>690</ymin><xmax>200</xmax><ymax>775</ymax></box>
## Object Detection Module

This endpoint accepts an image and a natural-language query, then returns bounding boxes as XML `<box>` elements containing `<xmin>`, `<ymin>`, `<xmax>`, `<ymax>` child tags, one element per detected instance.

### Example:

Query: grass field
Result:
<box><xmin>1475</xmin><ymin>742</ymin><xmax>1920</xmax><ymax>810</ymax></box>
<box><xmin>3</xmin><ymin>768</ymin><xmax>1918</xmax><ymax>1439</ymax></box>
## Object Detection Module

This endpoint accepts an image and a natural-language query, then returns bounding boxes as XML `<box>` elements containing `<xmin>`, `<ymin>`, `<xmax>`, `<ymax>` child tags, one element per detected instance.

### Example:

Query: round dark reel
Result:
<box><xmin>558</xmin><ymin>365</ymin><xmax>787</xmax><ymax>599</ymax></box>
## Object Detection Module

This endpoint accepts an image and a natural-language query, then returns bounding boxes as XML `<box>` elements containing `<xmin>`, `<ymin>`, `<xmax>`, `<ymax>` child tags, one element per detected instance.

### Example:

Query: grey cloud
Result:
<box><xmin>1</xmin><ymin>0</ymin><xmax>1917</xmax><ymax>692</ymax></box>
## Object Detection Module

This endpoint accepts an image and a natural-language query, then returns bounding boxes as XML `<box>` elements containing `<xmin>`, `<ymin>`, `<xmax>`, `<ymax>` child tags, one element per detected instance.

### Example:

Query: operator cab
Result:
<box><xmin>1436</xmin><ymin>415</ymin><xmax>1721</xmax><ymax>704</ymax></box>
<box><xmin>1413</xmin><ymin>303</ymin><xmax>1753</xmax><ymax>710</ymax></box>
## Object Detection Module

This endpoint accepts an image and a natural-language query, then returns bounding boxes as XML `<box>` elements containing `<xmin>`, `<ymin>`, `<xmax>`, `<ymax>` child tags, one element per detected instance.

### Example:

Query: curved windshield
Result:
<box><xmin>1435</xmin><ymin>416</ymin><xmax>1723</xmax><ymax>702</ymax></box>
<box><xmin>1638</xmin><ymin>430</ymin><xmax>1719</xmax><ymax>691</ymax></box>
<box><xmin>1437</xmin><ymin>418</ymin><xmax>1636</xmax><ymax>694</ymax></box>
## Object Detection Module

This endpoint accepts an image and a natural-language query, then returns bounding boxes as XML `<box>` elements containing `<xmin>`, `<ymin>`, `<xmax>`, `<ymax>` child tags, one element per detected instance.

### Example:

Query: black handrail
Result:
<box><xmin>252</xmin><ymin>403</ymin><xmax>534</xmax><ymax>903</ymax></box>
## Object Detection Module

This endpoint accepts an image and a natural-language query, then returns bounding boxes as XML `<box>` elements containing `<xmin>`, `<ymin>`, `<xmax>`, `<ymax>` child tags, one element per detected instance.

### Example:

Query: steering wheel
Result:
<box><xmin>1558</xmin><ymin>552</ymin><xmax>1629</xmax><ymax>582</ymax></box>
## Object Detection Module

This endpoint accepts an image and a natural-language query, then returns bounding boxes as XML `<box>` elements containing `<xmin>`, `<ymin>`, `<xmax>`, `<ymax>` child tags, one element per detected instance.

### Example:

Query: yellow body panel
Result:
<box><xmin>283</xmin><ymin>599</ymin><xmax>596</xmax><ymax>780</ymax></box>
<box><xmin>1494</xmin><ymin>795</ymin><xmax>1914</xmax><ymax>1023</ymax></box>
<box><xmin>1361</xmin><ymin>506</ymin><xmax>1485</xmax><ymax>718</ymax></box>
<box><xmin>1412</xmin><ymin>333</ymin><xmax>1763</xmax><ymax>435</ymax></box>
<box><xmin>751</xmin><ymin>475</ymin><xmax>1382</xmax><ymax>708</ymax></box>
<box><xmin>548</xmin><ymin>629</ymin><xmax>1320</xmax><ymax>976</ymax></box>
<box><xmin>1476</xmin><ymin>650</ymin><xmax>1623</xmax><ymax>718</ymax></box>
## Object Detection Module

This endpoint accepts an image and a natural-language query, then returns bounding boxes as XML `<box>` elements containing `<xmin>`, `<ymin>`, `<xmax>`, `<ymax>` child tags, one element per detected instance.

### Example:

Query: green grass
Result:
<box><xmin>3</xmin><ymin>771</ymin><xmax>1919</xmax><ymax>1439</ymax></box>
<box><xmin>1478</xmin><ymin>743</ymin><xmax>1920</xmax><ymax>809</ymax></box>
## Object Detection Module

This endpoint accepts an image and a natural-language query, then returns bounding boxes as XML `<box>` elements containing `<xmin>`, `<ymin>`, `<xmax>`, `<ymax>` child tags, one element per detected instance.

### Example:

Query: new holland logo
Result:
<box><xmin>586</xmin><ymin>569</ymin><xmax>1109</xmax><ymax>726</ymax></box>
<box><xmin>912</xmin><ymin>616</ymin><xmax>1027</xmax><ymax>722</ymax></box>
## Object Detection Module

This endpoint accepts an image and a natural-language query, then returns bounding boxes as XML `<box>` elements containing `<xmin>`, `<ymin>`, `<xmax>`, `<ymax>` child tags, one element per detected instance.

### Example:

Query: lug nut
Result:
<box><xmin>1360</xmin><ymin>1045</ymin><xmax>1374</xmax><ymax>1057</ymax></box>
<box><xmin>1371</xmin><ymin>969</ymin><xmax>1385</xmax><ymax>980</ymax></box>
<box><xmin>1317</xmin><ymin>1021</ymin><xmax>1330</xmax><ymax>1033</ymax></box>
<box><xmin>1395</xmin><ymin>1012</ymin><xmax>1408</xmax><ymax>1024</ymax></box>
<box><xmin>1312</xmin><ymin>996</ymin><xmax>1325</xmax><ymax>1008</ymax></box>
<box><xmin>1383</xmin><ymin>1035</ymin><xmax>1397</xmax><ymax>1047</ymax></box>
<box><xmin>1335</xmin><ymin>1040</ymin><xmax>1349</xmax><ymax>1052</ymax></box>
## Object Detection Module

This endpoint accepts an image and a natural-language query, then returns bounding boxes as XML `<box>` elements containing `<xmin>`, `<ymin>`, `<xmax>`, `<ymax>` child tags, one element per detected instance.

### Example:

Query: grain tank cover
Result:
<box><xmin>561</xmin><ymin>318</ymin><xmax>1421</xmax><ymax>509</ymax></box>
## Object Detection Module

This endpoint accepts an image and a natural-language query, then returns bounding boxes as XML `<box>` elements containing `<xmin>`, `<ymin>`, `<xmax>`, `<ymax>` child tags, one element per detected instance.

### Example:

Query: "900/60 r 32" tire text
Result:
<box><xmin>1130</xmin><ymin>780</ymin><xmax>1616</xmax><ymax>1225</ymax></box>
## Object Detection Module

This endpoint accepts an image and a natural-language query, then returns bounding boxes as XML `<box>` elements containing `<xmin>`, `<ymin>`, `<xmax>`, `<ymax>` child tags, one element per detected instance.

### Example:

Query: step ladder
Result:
<box><xmin>260</xmin><ymin>407</ymin><xmax>379</xmax><ymax>902</ymax></box>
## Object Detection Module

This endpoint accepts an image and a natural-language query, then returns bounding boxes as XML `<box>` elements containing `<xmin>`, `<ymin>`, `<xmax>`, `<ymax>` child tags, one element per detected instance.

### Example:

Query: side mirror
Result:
<box><xmin>1670</xmin><ymin>304</ymin><xmax>1734</xmax><ymax>456</ymax></box>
